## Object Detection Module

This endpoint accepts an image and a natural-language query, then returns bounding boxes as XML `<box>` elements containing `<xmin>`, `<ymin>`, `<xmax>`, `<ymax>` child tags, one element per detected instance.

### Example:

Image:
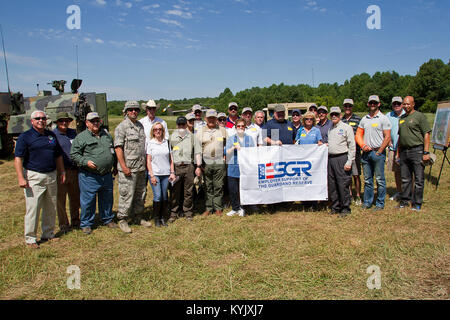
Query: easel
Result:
<box><xmin>427</xmin><ymin>144</ymin><xmax>449</xmax><ymax>190</ymax></box>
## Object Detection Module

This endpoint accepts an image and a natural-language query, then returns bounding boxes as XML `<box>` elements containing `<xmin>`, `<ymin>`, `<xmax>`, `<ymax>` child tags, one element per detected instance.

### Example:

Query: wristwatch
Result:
<box><xmin>423</xmin><ymin>151</ymin><xmax>430</xmax><ymax>155</ymax></box>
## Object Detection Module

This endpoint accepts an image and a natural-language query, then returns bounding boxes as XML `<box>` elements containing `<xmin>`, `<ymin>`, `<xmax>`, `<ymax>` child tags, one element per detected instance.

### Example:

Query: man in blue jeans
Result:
<box><xmin>70</xmin><ymin>112</ymin><xmax>118</xmax><ymax>234</ymax></box>
<box><xmin>355</xmin><ymin>95</ymin><xmax>392</xmax><ymax>210</ymax></box>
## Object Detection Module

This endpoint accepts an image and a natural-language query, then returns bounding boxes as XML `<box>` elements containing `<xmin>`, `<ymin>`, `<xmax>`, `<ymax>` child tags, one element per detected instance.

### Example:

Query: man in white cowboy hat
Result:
<box><xmin>139</xmin><ymin>99</ymin><xmax>169</xmax><ymax>144</ymax></box>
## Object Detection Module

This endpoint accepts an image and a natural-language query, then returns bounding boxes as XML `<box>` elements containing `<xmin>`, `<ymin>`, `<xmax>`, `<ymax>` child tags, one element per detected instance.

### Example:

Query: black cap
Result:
<box><xmin>176</xmin><ymin>116</ymin><xmax>187</xmax><ymax>125</ymax></box>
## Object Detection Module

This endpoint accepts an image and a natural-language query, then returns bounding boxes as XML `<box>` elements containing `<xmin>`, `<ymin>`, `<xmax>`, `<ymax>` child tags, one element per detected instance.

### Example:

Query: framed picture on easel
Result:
<box><xmin>431</xmin><ymin>100</ymin><xmax>450</xmax><ymax>148</ymax></box>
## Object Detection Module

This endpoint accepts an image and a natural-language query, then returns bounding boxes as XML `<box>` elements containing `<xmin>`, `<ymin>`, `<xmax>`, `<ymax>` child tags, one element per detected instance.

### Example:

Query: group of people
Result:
<box><xmin>14</xmin><ymin>95</ymin><xmax>432</xmax><ymax>248</ymax></box>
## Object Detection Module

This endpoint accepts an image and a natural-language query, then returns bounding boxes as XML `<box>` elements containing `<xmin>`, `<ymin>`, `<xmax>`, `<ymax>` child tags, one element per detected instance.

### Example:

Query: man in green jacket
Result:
<box><xmin>70</xmin><ymin>112</ymin><xmax>118</xmax><ymax>235</ymax></box>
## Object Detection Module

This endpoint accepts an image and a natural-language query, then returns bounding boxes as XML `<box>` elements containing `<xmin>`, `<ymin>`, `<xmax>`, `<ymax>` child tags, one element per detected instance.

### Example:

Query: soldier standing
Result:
<box><xmin>115</xmin><ymin>101</ymin><xmax>152</xmax><ymax>233</ymax></box>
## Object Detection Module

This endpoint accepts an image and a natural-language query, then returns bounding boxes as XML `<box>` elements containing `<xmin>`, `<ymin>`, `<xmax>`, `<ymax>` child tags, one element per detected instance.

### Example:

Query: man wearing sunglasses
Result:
<box><xmin>70</xmin><ymin>112</ymin><xmax>118</xmax><ymax>235</ymax></box>
<box><xmin>226</xmin><ymin>102</ymin><xmax>240</xmax><ymax>130</ymax></box>
<box><xmin>53</xmin><ymin>112</ymin><xmax>80</xmax><ymax>233</ymax></box>
<box><xmin>14</xmin><ymin>111</ymin><xmax>65</xmax><ymax>248</ymax></box>
<box><xmin>114</xmin><ymin>101</ymin><xmax>152</xmax><ymax>233</ymax></box>
<box><xmin>355</xmin><ymin>95</ymin><xmax>392</xmax><ymax>211</ymax></box>
<box><xmin>386</xmin><ymin>97</ymin><xmax>405</xmax><ymax>201</ymax></box>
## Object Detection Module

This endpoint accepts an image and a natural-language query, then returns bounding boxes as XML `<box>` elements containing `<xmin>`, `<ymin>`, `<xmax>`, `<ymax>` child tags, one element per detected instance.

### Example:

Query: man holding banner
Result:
<box><xmin>327</xmin><ymin>107</ymin><xmax>356</xmax><ymax>217</ymax></box>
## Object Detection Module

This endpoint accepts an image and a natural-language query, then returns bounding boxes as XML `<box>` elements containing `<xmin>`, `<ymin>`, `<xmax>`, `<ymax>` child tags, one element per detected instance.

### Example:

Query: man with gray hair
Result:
<box><xmin>254</xmin><ymin>110</ymin><xmax>265</xmax><ymax>128</ymax></box>
<box><xmin>14</xmin><ymin>110</ymin><xmax>66</xmax><ymax>248</ymax></box>
<box><xmin>114</xmin><ymin>101</ymin><xmax>152</xmax><ymax>233</ymax></box>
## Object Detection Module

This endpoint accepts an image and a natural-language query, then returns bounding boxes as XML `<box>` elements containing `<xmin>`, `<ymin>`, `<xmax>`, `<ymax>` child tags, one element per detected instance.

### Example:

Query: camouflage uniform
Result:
<box><xmin>114</xmin><ymin>116</ymin><xmax>147</xmax><ymax>222</ymax></box>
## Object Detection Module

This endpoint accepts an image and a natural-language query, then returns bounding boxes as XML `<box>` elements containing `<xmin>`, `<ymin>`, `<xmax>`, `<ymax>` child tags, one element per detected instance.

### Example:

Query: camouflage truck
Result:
<box><xmin>263</xmin><ymin>102</ymin><xmax>316</xmax><ymax>121</ymax></box>
<box><xmin>0</xmin><ymin>79</ymin><xmax>108</xmax><ymax>157</ymax></box>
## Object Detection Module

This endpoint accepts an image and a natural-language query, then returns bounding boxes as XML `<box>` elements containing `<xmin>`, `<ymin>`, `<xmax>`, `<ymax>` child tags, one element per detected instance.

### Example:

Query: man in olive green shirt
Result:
<box><xmin>169</xmin><ymin>116</ymin><xmax>195</xmax><ymax>221</ymax></box>
<box><xmin>70</xmin><ymin>112</ymin><xmax>118</xmax><ymax>234</ymax></box>
<box><xmin>194</xmin><ymin>109</ymin><xmax>227</xmax><ymax>216</ymax></box>
<box><xmin>397</xmin><ymin>96</ymin><xmax>431</xmax><ymax>211</ymax></box>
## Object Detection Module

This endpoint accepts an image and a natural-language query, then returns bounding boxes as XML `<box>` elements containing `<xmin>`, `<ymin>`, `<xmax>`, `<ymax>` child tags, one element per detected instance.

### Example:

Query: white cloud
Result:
<box><xmin>166</xmin><ymin>9</ymin><xmax>193</xmax><ymax>19</ymax></box>
<box><xmin>94</xmin><ymin>0</ymin><xmax>107</xmax><ymax>6</ymax></box>
<box><xmin>95</xmin><ymin>38</ymin><xmax>104</xmax><ymax>44</ymax></box>
<box><xmin>157</xmin><ymin>18</ymin><xmax>183</xmax><ymax>27</ymax></box>
<box><xmin>83</xmin><ymin>37</ymin><xmax>93</xmax><ymax>43</ymax></box>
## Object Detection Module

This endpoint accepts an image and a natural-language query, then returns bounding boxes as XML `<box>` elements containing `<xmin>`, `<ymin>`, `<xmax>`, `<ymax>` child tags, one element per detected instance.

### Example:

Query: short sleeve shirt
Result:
<box><xmin>358</xmin><ymin>111</ymin><xmax>391</xmax><ymax>149</ymax></box>
<box><xmin>53</xmin><ymin>128</ymin><xmax>77</xmax><ymax>169</ymax></box>
<box><xmin>295</xmin><ymin>126</ymin><xmax>323</xmax><ymax>145</ymax></box>
<box><xmin>114</xmin><ymin>117</ymin><xmax>147</xmax><ymax>172</ymax></box>
<box><xmin>316</xmin><ymin>119</ymin><xmax>333</xmax><ymax>143</ymax></box>
<box><xmin>263</xmin><ymin>119</ymin><xmax>296</xmax><ymax>145</ymax></box>
<box><xmin>398</xmin><ymin>111</ymin><xmax>431</xmax><ymax>148</ymax></box>
<box><xmin>146</xmin><ymin>138</ymin><xmax>171</xmax><ymax>176</ymax></box>
<box><xmin>15</xmin><ymin>128</ymin><xmax>63</xmax><ymax>173</ymax></box>
<box><xmin>386</xmin><ymin>110</ymin><xmax>406</xmax><ymax>151</ymax></box>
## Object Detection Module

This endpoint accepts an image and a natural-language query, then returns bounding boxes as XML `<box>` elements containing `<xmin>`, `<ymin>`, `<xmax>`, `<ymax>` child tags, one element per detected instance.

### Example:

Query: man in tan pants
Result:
<box><xmin>14</xmin><ymin>111</ymin><xmax>66</xmax><ymax>248</ymax></box>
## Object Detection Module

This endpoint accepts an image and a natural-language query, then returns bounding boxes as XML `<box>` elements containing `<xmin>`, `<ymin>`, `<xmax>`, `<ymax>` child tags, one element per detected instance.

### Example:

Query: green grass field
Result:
<box><xmin>0</xmin><ymin>114</ymin><xmax>448</xmax><ymax>299</ymax></box>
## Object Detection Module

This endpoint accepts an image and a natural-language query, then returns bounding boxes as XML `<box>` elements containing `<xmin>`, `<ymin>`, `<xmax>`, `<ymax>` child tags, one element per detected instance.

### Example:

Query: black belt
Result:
<box><xmin>329</xmin><ymin>152</ymin><xmax>347</xmax><ymax>158</ymax></box>
<box><xmin>175</xmin><ymin>162</ymin><xmax>193</xmax><ymax>166</ymax></box>
<box><xmin>401</xmin><ymin>145</ymin><xmax>423</xmax><ymax>151</ymax></box>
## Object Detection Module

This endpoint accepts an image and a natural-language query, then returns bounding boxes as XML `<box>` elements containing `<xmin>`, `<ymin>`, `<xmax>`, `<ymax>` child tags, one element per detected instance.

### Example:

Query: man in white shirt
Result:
<box><xmin>139</xmin><ymin>99</ymin><xmax>169</xmax><ymax>143</ymax></box>
<box><xmin>241</xmin><ymin>107</ymin><xmax>263</xmax><ymax>146</ymax></box>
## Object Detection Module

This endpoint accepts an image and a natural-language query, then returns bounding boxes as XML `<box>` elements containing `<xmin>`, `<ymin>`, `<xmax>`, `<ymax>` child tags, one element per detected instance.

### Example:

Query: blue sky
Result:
<box><xmin>0</xmin><ymin>0</ymin><xmax>449</xmax><ymax>100</ymax></box>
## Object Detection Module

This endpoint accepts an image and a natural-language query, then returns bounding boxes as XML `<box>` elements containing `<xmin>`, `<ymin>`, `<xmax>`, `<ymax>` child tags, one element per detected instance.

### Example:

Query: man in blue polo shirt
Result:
<box><xmin>14</xmin><ymin>110</ymin><xmax>66</xmax><ymax>249</ymax></box>
<box><xmin>263</xmin><ymin>104</ymin><xmax>296</xmax><ymax>145</ymax></box>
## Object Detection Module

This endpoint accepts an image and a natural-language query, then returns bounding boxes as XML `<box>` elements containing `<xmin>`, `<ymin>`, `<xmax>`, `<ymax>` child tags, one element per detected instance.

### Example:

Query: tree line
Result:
<box><xmin>108</xmin><ymin>58</ymin><xmax>450</xmax><ymax>116</ymax></box>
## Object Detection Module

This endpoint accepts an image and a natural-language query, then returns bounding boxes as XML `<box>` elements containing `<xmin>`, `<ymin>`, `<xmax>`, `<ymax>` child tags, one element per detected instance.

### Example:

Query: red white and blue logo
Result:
<box><xmin>258</xmin><ymin>161</ymin><xmax>312</xmax><ymax>180</ymax></box>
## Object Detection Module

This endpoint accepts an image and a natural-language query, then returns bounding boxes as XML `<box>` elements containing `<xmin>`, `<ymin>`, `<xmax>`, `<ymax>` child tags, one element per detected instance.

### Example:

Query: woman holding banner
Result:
<box><xmin>295</xmin><ymin>111</ymin><xmax>324</xmax><ymax>145</ymax></box>
<box><xmin>295</xmin><ymin>111</ymin><xmax>323</xmax><ymax>211</ymax></box>
<box><xmin>225</xmin><ymin>119</ymin><xmax>255</xmax><ymax>217</ymax></box>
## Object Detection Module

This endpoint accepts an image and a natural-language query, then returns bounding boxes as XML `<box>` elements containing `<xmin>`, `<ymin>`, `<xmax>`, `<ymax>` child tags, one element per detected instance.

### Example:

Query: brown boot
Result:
<box><xmin>215</xmin><ymin>210</ymin><xmax>223</xmax><ymax>216</ymax></box>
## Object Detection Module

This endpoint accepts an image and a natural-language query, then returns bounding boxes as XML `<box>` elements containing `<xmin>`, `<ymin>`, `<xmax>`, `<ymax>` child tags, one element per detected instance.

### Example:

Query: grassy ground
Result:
<box><xmin>0</xmin><ymin>114</ymin><xmax>448</xmax><ymax>300</ymax></box>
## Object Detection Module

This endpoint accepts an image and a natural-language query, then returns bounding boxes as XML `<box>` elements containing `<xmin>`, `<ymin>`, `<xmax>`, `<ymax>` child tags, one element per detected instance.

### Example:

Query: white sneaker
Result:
<box><xmin>227</xmin><ymin>210</ymin><xmax>237</xmax><ymax>217</ymax></box>
<box><xmin>238</xmin><ymin>208</ymin><xmax>245</xmax><ymax>217</ymax></box>
<box><xmin>389</xmin><ymin>192</ymin><xmax>400</xmax><ymax>201</ymax></box>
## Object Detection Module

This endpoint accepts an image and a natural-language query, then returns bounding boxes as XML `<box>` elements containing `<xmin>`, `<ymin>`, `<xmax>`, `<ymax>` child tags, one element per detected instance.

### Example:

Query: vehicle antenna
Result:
<box><xmin>0</xmin><ymin>24</ymin><xmax>11</xmax><ymax>93</ymax></box>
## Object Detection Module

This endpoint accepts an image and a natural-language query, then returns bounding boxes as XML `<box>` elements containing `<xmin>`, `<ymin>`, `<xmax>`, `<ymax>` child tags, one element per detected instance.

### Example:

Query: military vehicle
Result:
<box><xmin>264</xmin><ymin>102</ymin><xmax>316</xmax><ymax>121</ymax></box>
<box><xmin>0</xmin><ymin>79</ymin><xmax>108</xmax><ymax>157</ymax></box>
<box><xmin>163</xmin><ymin>104</ymin><xmax>211</xmax><ymax>116</ymax></box>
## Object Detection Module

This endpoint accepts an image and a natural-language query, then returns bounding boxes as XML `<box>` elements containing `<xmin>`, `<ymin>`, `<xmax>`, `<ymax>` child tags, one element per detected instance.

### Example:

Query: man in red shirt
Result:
<box><xmin>226</xmin><ymin>102</ymin><xmax>239</xmax><ymax>129</ymax></box>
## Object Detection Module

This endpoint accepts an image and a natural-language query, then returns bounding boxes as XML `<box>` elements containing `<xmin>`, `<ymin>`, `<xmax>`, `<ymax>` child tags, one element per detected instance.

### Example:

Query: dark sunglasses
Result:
<box><xmin>89</xmin><ymin>119</ymin><xmax>101</xmax><ymax>123</ymax></box>
<box><xmin>128</xmin><ymin>108</ymin><xmax>140</xmax><ymax>112</ymax></box>
<box><xmin>304</xmin><ymin>118</ymin><xmax>314</xmax><ymax>121</ymax></box>
<box><xmin>33</xmin><ymin>117</ymin><xmax>47</xmax><ymax>121</ymax></box>
<box><xmin>218</xmin><ymin>118</ymin><xmax>227</xmax><ymax>122</ymax></box>
<box><xmin>229</xmin><ymin>107</ymin><xmax>238</xmax><ymax>111</ymax></box>
<box><xmin>292</xmin><ymin>114</ymin><xmax>301</xmax><ymax>117</ymax></box>
<box><xmin>392</xmin><ymin>102</ymin><xmax>402</xmax><ymax>106</ymax></box>
<box><xmin>368</xmin><ymin>101</ymin><xmax>379</xmax><ymax>105</ymax></box>
<box><xmin>57</xmin><ymin>119</ymin><xmax>72</xmax><ymax>123</ymax></box>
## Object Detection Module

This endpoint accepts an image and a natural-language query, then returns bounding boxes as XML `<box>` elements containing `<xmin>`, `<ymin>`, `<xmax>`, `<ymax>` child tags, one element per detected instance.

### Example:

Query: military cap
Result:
<box><xmin>368</xmin><ymin>95</ymin><xmax>380</xmax><ymax>103</ymax></box>
<box><xmin>308</xmin><ymin>104</ymin><xmax>318</xmax><ymax>111</ymax></box>
<box><xmin>274</xmin><ymin>104</ymin><xmax>285</xmax><ymax>112</ymax></box>
<box><xmin>329</xmin><ymin>106</ymin><xmax>342</xmax><ymax>115</ymax></box>
<box><xmin>185</xmin><ymin>112</ymin><xmax>195</xmax><ymax>120</ymax></box>
<box><xmin>228</xmin><ymin>102</ymin><xmax>238</xmax><ymax>109</ymax></box>
<box><xmin>343</xmin><ymin>99</ymin><xmax>354</xmax><ymax>106</ymax></box>
<box><xmin>217</xmin><ymin>112</ymin><xmax>227</xmax><ymax>119</ymax></box>
<box><xmin>86</xmin><ymin>112</ymin><xmax>100</xmax><ymax>121</ymax></box>
<box><xmin>318</xmin><ymin>106</ymin><xmax>328</xmax><ymax>113</ymax></box>
<box><xmin>392</xmin><ymin>96</ymin><xmax>403</xmax><ymax>104</ymax></box>
<box><xmin>56</xmin><ymin>112</ymin><xmax>73</xmax><ymax>121</ymax></box>
<box><xmin>123</xmin><ymin>100</ymin><xmax>140</xmax><ymax>112</ymax></box>
<box><xmin>205</xmin><ymin>109</ymin><xmax>218</xmax><ymax>118</ymax></box>
<box><xmin>242</xmin><ymin>107</ymin><xmax>253</xmax><ymax>114</ymax></box>
<box><xmin>176</xmin><ymin>116</ymin><xmax>187</xmax><ymax>125</ymax></box>
<box><xmin>192</xmin><ymin>104</ymin><xmax>202</xmax><ymax>112</ymax></box>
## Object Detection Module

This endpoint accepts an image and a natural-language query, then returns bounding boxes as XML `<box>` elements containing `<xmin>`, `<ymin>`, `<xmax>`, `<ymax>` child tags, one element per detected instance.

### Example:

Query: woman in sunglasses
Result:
<box><xmin>146</xmin><ymin>122</ymin><xmax>176</xmax><ymax>227</ymax></box>
<box><xmin>295</xmin><ymin>111</ymin><xmax>323</xmax><ymax>146</ymax></box>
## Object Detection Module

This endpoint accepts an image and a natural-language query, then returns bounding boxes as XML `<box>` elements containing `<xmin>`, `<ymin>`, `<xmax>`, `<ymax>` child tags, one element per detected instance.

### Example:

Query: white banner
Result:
<box><xmin>238</xmin><ymin>144</ymin><xmax>329</xmax><ymax>205</ymax></box>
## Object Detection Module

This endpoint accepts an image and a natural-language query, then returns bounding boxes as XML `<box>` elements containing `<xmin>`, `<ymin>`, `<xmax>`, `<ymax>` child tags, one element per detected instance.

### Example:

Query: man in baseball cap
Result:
<box><xmin>386</xmin><ymin>96</ymin><xmax>405</xmax><ymax>201</ymax></box>
<box><xmin>226</xmin><ymin>102</ymin><xmax>239</xmax><ymax>129</ymax></box>
<box><xmin>341</xmin><ymin>98</ymin><xmax>363</xmax><ymax>205</ymax></box>
<box><xmin>194</xmin><ymin>109</ymin><xmax>227</xmax><ymax>217</ymax></box>
<box><xmin>355</xmin><ymin>95</ymin><xmax>392</xmax><ymax>210</ymax></box>
<box><xmin>316</xmin><ymin>106</ymin><xmax>333</xmax><ymax>144</ymax></box>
